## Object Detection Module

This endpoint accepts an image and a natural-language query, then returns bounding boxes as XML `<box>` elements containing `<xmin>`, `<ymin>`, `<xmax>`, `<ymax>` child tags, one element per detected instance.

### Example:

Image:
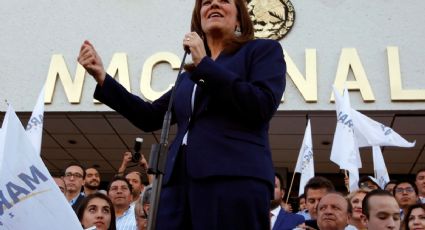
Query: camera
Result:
<box><xmin>132</xmin><ymin>137</ymin><xmax>143</xmax><ymax>163</ymax></box>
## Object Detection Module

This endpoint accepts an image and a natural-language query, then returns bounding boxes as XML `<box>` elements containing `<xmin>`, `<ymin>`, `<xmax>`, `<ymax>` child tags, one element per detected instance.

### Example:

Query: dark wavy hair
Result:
<box><xmin>304</xmin><ymin>176</ymin><xmax>335</xmax><ymax>199</ymax></box>
<box><xmin>404</xmin><ymin>203</ymin><xmax>425</xmax><ymax>230</ymax></box>
<box><xmin>76</xmin><ymin>193</ymin><xmax>117</xmax><ymax>230</ymax></box>
<box><xmin>107</xmin><ymin>176</ymin><xmax>133</xmax><ymax>194</ymax></box>
<box><xmin>185</xmin><ymin>0</ymin><xmax>254</xmax><ymax>71</ymax></box>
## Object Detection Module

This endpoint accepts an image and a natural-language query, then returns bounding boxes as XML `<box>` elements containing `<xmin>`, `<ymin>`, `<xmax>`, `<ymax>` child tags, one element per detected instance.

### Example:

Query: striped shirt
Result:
<box><xmin>116</xmin><ymin>204</ymin><xmax>137</xmax><ymax>230</ymax></box>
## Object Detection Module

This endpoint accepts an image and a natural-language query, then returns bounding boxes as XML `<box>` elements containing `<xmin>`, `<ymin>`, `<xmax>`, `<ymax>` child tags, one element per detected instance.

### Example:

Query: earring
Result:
<box><xmin>234</xmin><ymin>26</ymin><xmax>241</xmax><ymax>37</ymax></box>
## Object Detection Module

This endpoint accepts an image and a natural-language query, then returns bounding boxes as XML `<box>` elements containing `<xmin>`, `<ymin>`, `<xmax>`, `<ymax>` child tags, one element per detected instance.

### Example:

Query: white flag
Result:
<box><xmin>0</xmin><ymin>128</ymin><xmax>3</xmax><ymax>149</ymax></box>
<box><xmin>0</xmin><ymin>105</ymin><xmax>83</xmax><ymax>230</ymax></box>
<box><xmin>372</xmin><ymin>146</ymin><xmax>390</xmax><ymax>189</ymax></box>
<box><xmin>0</xmin><ymin>112</ymin><xmax>10</xmax><ymax>172</ymax></box>
<box><xmin>351</xmin><ymin>109</ymin><xmax>415</xmax><ymax>148</ymax></box>
<box><xmin>0</xmin><ymin>129</ymin><xmax>2</xmax><ymax>151</ymax></box>
<box><xmin>25</xmin><ymin>86</ymin><xmax>45</xmax><ymax>155</ymax></box>
<box><xmin>330</xmin><ymin>86</ymin><xmax>362</xmax><ymax>170</ymax></box>
<box><xmin>294</xmin><ymin>120</ymin><xmax>314</xmax><ymax>196</ymax></box>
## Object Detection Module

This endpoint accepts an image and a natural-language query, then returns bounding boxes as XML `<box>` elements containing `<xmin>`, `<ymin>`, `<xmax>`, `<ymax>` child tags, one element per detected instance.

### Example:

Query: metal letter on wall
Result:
<box><xmin>140</xmin><ymin>52</ymin><xmax>181</xmax><ymax>102</ymax></box>
<box><xmin>331</xmin><ymin>48</ymin><xmax>375</xmax><ymax>102</ymax></box>
<box><xmin>387</xmin><ymin>46</ymin><xmax>425</xmax><ymax>101</ymax></box>
<box><xmin>44</xmin><ymin>54</ymin><xmax>86</xmax><ymax>104</ymax></box>
<box><xmin>285</xmin><ymin>49</ymin><xmax>317</xmax><ymax>102</ymax></box>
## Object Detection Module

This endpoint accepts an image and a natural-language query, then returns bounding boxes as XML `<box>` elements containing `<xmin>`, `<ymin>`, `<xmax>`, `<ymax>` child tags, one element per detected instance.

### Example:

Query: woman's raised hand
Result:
<box><xmin>183</xmin><ymin>32</ymin><xmax>207</xmax><ymax>66</ymax></box>
<box><xmin>77</xmin><ymin>40</ymin><xmax>106</xmax><ymax>85</ymax></box>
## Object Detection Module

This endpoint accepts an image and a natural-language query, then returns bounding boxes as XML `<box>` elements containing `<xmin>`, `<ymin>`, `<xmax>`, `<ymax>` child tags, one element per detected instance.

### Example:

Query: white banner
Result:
<box><xmin>351</xmin><ymin>109</ymin><xmax>415</xmax><ymax>148</ymax></box>
<box><xmin>0</xmin><ymin>105</ymin><xmax>82</xmax><ymax>229</ymax></box>
<box><xmin>25</xmin><ymin>86</ymin><xmax>45</xmax><ymax>155</ymax></box>
<box><xmin>372</xmin><ymin>146</ymin><xmax>390</xmax><ymax>189</ymax></box>
<box><xmin>0</xmin><ymin>127</ymin><xmax>5</xmax><ymax>172</ymax></box>
<box><xmin>294</xmin><ymin>119</ymin><xmax>315</xmax><ymax>196</ymax></box>
<box><xmin>330</xmin><ymin>87</ymin><xmax>362</xmax><ymax>170</ymax></box>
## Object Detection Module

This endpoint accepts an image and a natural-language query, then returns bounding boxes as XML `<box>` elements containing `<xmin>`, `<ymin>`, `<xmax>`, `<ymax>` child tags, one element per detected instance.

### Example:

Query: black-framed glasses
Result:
<box><xmin>64</xmin><ymin>172</ymin><xmax>83</xmax><ymax>179</ymax></box>
<box><xmin>394</xmin><ymin>187</ymin><xmax>415</xmax><ymax>194</ymax></box>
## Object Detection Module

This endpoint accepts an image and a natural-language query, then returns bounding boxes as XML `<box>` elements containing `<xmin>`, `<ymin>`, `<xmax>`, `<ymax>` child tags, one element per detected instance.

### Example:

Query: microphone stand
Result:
<box><xmin>147</xmin><ymin>51</ymin><xmax>189</xmax><ymax>230</ymax></box>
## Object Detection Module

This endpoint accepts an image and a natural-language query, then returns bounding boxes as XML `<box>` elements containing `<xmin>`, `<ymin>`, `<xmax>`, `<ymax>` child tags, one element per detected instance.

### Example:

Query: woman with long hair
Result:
<box><xmin>77</xmin><ymin>193</ymin><xmax>117</xmax><ymax>230</ymax></box>
<box><xmin>405</xmin><ymin>203</ymin><xmax>425</xmax><ymax>230</ymax></box>
<box><xmin>78</xmin><ymin>0</ymin><xmax>285</xmax><ymax>228</ymax></box>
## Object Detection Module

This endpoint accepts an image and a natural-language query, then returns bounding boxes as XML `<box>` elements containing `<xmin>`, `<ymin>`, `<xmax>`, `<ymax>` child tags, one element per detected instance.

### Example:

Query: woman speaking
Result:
<box><xmin>78</xmin><ymin>0</ymin><xmax>286</xmax><ymax>229</ymax></box>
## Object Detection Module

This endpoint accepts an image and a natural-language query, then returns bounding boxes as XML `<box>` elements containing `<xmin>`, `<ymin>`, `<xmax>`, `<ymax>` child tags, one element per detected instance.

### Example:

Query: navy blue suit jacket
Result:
<box><xmin>71</xmin><ymin>193</ymin><xmax>85</xmax><ymax>212</ymax></box>
<box><xmin>273</xmin><ymin>209</ymin><xmax>305</xmax><ymax>230</ymax></box>
<box><xmin>94</xmin><ymin>39</ymin><xmax>286</xmax><ymax>191</ymax></box>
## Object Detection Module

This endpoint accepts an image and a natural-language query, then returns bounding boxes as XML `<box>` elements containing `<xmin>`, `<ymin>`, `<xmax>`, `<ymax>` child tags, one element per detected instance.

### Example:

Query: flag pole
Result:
<box><xmin>286</xmin><ymin>114</ymin><xmax>309</xmax><ymax>204</ymax></box>
<box><xmin>286</xmin><ymin>170</ymin><xmax>297</xmax><ymax>204</ymax></box>
<box><xmin>344</xmin><ymin>170</ymin><xmax>350</xmax><ymax>193</ymax></box>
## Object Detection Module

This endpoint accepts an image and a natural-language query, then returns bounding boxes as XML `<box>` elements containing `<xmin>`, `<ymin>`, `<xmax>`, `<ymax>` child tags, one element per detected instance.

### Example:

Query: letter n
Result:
<box><xmin>44</xmin><ymin>54</ymin><xmax>86</xmax><ymax>104</ymax></box>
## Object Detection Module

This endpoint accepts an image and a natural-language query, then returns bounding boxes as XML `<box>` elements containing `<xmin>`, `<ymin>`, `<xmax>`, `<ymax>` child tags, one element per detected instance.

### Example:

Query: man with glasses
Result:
<box><xmin>63</xmin><ymin>163</ymin><xmax>86</xmax><ymax>211</ymax></box>
<box><xmin>393</xmin><ymin>181</ymin><xmax>420</xmax><ymax>220</ymax></box>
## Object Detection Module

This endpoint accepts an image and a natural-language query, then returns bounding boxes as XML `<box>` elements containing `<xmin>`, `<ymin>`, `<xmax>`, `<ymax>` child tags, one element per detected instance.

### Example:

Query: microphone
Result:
<box><xmin>132</xmin><ymin>137</ymin><xmax>143</xmax><ymax>163</ymax></box>
<box><xmin>184</xmin><ymin>45</ymin><xmax>191</xmax><ymax>55</ymax></box>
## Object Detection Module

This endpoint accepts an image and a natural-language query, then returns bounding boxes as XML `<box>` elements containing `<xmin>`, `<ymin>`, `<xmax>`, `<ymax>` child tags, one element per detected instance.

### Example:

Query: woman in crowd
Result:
<box><xmin>346</xmin><ymin>189</ymin><xmax>369</xmax><ymax>230</ymax></box>
<box><xmin>405</xmin><ymin>203</ymin><xmax>425</xmax><ymax>230</ymax></box>
<box><xmin>77</xmin><ymin>193</ymin><xmax>117</xmax><ymax>230</ymax></box>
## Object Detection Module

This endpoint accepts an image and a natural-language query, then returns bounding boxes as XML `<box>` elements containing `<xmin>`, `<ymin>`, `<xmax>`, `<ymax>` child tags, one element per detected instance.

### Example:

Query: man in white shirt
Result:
<box><xmin>108</xmin><ymin>177</ymin><xmax>137</xmax><ymax>230</ymax></box>
<box><xmin>317</xmin><ymin>192</ymin><xmax>349</xmax><ymax>230</ymax></box>
<box><xmin>270</xmin><ymin>173</ymin><xmax>304</xmax><ymax>230</ymax></box>
<box><xmin>63</xmin><ymin>163</ymin><xmax>85</xmax><ymax>211</ymax></box>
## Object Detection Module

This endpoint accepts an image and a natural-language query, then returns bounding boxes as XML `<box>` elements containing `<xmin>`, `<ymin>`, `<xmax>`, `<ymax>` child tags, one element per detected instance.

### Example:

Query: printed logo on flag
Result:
<box><xmin>0</xmin><ymin>165</ymin><xmax>49</xmax><ymax>225</ymax></box>
<box><xmin>25</xmin><ymin>114</ymin><xmax>44</xmax><ymax>132</ymax></box>
<box><xmin>300</xmin><ymin>147</ymin><xmax>313</xmax><ymax>172</ymax></box>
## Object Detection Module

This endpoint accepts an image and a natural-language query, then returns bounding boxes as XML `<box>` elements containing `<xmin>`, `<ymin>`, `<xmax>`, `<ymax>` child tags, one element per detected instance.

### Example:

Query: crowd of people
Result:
<box><xmin>56</xmin><ymin>152</ymin><xmax>152</xmax><ymax>230</ymax></box>
<box><xmin>78</xmin><ymin>0</ymin><xmax>285</xmax><ymax>228</ymax></box>
<box><xmin>71</xmin><ymin>0</ymin><xmax>425</xmax><ymax>229</ymax></box>
<box><xmin>269</xmin><ymin>170</ymin><xmax>425</xmax><ymax>230</ymax></box>
<box><xmin>53</xmin><ymin>152</ymin><xmax>425</xmax><ymax>230</ymax></box>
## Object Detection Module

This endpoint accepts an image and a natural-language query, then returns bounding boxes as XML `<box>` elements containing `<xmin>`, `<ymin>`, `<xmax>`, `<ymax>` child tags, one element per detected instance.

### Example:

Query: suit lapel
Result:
<box><xmin>192</xmin><ymin>84</ymin><xmax>209</xmax><ymax>118</ymax></box>
<box><xmin>272</xmin><ymin>208</ymin><xmax>285</xmax><ymax>230</ymax></box>
<box><xmin>173</xmin><ymin>75</ymin><xmax>195</xmax><ymax>119</ymax></box>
